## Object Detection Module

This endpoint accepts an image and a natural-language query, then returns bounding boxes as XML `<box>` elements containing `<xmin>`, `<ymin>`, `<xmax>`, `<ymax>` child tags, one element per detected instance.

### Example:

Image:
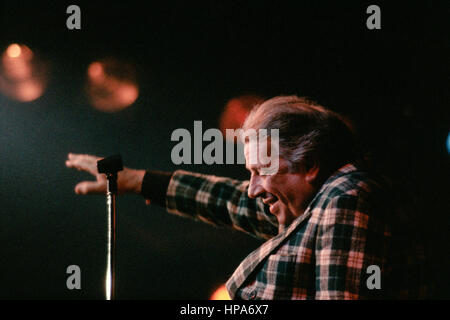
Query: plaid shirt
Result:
<box><xmin>165</xmin><ymin>163</ymin><xmax>427</xmax><ymax>299</ymax></box>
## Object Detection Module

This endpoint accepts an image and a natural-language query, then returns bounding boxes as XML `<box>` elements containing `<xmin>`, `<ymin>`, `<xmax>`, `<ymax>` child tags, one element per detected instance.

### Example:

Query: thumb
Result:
<box><xmin>75</xmin><ymin>181</ymin><xmax>106</xmax><ymax>195</ymax></box>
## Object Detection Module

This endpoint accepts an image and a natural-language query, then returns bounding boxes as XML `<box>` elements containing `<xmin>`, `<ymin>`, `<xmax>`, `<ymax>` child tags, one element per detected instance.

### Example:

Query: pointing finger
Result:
<box><xmin>75</xmin><ymin>181</ymin><xmax>105</xmax><ymax>195</ymax></box>
<box><xmin>66</xmin><ymin>153</ymin><xmax>102</xmax><ymax>176</ymax></box>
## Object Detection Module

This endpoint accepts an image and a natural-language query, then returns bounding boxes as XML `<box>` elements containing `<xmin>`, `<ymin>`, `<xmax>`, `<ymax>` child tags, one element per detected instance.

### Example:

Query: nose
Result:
<box><xmin>248</xmin><ymin>174</ymin><xmax>264</xmax><ymax>199</ymax></box>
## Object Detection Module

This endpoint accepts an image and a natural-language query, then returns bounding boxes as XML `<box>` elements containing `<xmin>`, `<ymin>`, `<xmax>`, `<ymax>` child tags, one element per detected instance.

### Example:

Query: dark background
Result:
<box><xmin>0</xmin><ymin>1</ymin><xmax>448</xmax><ymax>299</ymax></box>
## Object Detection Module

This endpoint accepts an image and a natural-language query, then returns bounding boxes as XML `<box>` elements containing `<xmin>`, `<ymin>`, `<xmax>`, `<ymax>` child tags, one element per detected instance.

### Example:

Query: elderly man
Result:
<box><xmin>66</xmin><ymin>95</ymin><xmax>427</xmax><ymax>299</ymax></box>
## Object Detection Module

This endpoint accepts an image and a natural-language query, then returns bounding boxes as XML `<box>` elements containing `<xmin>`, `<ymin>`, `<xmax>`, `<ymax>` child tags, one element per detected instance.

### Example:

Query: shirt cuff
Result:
<box><xmin>141</xmin><ymin>170</ymin><xmax>173</xmax><ymax>207</ymax></box>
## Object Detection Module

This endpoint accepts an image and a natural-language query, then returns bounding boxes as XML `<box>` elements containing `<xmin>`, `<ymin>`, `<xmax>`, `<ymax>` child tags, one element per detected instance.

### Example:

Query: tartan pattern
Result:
<box><xmin>165</xmin><ymin>164</ymin><xmax>426</xmax><ymax>299</ymax></box>
<box><xmin>166</xmin><ymin>172</ymin><xmax>279</xmax><ymax>240</ymax></box>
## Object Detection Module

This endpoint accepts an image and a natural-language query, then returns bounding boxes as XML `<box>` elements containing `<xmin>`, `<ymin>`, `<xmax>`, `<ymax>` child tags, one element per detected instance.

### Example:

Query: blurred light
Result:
<box><xmin>86</xmin><ymin>58</ymin><xmax>139</xmax><ymax>112</ymax></box>
<box><xmin>88</xmin><ymin>62</ymin><xmax>105</xmax><ymax>83</ymax></box>
<box><xmin>0</xmin><ymin>43</ymin><xmax>47</xmax><ymax>102</ymax></box>
<box><xmin>447</xmin><ymin>131</ymin><xmax>450</xmax><ymax>155</ymax></box>
<box><xmin>13</xmin><ymin>80</ymin><xmax>44</xmax><ymax>102</ymax></box>
<box><xmin>210</xmin><ymin>284</ymin><xmax>230</xmax><ymax>300</ymax></box>
<box><xmin>219</xmin><ymin>95</ymin><xmax>264</xmax><ymax>141</ymax></box>
<box><xmin>6</xmin><ymin>44</ymin><xmax>22</xmax><ymax>58</ymax></box>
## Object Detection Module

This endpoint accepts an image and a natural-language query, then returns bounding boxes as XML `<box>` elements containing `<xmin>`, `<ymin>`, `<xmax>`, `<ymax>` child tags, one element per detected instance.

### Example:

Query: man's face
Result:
<box><xmin>244</xmin><ymin>142</ymin><xmax>317</xmax><ymax>231</ymax></box>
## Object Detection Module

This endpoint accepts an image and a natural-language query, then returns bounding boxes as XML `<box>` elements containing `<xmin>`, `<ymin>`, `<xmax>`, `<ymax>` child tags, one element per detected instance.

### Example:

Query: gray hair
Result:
<box><xmin>242</xmin><ymin>95</ymin><xmax>357</xmax><ymax>181</ymax></box>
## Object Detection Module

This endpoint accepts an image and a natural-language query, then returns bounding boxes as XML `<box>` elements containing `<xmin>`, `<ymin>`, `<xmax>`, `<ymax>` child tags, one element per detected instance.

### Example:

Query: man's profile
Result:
<box><xmin>65</xmin><ymin>95</ymin><xmax>427</xmax><ymax>299</ymax></box>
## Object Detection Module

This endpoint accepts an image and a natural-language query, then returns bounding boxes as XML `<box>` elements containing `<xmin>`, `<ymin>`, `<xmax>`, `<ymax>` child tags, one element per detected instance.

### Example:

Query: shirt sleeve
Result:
<box><xmin>314</xmin><ymin>193</ymin><xmax>391</xmax><ymax>299</ymax></box>
<box><xmin>140</xmin><ymin>170</ymin><xmax>173</xmax><ymax>207</ymax></box>
<box><xmin>164</xmin><ymin>170</ymin><xmax>279</xmax><ymax>240</ymax></box>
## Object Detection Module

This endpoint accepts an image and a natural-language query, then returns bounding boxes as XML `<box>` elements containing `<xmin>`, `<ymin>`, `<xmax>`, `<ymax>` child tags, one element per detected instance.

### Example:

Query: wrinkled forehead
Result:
<box><xmin>243</xmin><ymin>139</ymin><xmax>260</xmax><ymax>159</ymax></box>
<box><xmin>244</xmin><ymin>142</ymin><xmax>264</xmax><ymax>171</ymax></box>
<box><xmin>243</xmin><ymin>130</ymin><xmax>272</xmax><ymax>149</ymax></box>
<box><xmin>243</xmin><ymin>137</ymin><xmax>275</xmax><ymax>166</ymax></box>
<box><xmin>243</xmin><ymin>142</ymin><xmax>255</xmax><ymax>166</ymax></box>
<box><xmin>240</xmin><ymin>128</ymin><xmax>280</xmax><ymax>173</ymax></box>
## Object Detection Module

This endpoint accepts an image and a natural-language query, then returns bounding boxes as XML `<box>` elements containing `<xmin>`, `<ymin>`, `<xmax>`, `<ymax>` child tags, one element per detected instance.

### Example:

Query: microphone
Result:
<box><xmin>97</xmin><ymin>154</ymin><xmax>123</xmax><ymax>300</ymax></box>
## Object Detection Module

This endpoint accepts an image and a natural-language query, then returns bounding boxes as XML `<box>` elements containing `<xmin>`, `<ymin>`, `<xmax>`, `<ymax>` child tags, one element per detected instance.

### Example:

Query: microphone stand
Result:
<box><xmin>97</xmin><ymin>154</ymin><xmax>123</xmax><ymax>300</ymax></box>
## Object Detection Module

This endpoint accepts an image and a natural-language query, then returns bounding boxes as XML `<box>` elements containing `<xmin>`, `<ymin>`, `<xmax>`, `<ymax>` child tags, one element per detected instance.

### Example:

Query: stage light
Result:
<box><xmin>219</xmin><ymin>95</ymin><xmax>264</xmax><ymax>141</ymax></box>
<box><xmin>86</xmin><ymin>58</ymin><xmax>139</xmax><ymax>113</ymax></box>
<box><xmin>210</xmin><ymin>284</ymin><xmax>230</xmax><ymax>300</ymax></box>
<box><xmin>6</xmin><ymin>44</ymin><xmax>22</xmax><ymax>58</ymax></box>
<box><xmin>0</xmin><ymin>43</ymin><xmax>47</xmax><ymax>102</ymax></box>
<box><xmin>446</xmin><ymin>131</ymin><xmax>450</xmax><ymax>155</ymax></box>
<box><xmin>88</xmin><ymin>62</ymin><xmax>105</xmax><ymax>83</ymax></box>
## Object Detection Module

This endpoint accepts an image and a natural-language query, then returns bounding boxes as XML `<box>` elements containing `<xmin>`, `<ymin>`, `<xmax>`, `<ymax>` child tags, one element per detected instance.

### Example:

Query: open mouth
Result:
<box><xmin>262</xmin><ymin>193</ymin><xmax>279</xmax><ymax>213</ymax></box>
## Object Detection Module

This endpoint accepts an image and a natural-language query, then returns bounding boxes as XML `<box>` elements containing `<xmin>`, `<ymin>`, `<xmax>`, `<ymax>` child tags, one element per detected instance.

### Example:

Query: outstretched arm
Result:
<box><xmin>165</xmin><ymin>170</ymin><xmax>278</xmax><ymax>240</ymax></box>
<box><xmin>65</xmin><ymin>153</ymin><xmax>278</xmax><ymax>240</ymax></box>
<box><xmin>65</xmin><ymin>153</ymin><xmax>145</xmax><ymax>195</ymax></box>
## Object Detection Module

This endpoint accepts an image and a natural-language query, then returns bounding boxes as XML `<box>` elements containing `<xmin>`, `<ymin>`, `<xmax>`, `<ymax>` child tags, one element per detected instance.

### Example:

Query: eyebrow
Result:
<box><xmin>245</xmin><ymin>162</ymin><xmax>271</xmax><ymax>172</ymax></box>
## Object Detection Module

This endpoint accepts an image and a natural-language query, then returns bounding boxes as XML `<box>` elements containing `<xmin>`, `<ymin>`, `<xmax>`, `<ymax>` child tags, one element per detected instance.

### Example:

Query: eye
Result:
<box><xmin>249</xmin><ymin>168</ymin><xmax>260</xmax><ymax>177</ymax></box>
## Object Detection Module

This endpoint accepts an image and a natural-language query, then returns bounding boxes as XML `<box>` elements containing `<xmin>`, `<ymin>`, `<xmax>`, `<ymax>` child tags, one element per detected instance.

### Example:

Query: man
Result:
<box><xmin>66</xmin><ymin>95</ymin><xmax>427</xmax><ymax>299</ymax></box>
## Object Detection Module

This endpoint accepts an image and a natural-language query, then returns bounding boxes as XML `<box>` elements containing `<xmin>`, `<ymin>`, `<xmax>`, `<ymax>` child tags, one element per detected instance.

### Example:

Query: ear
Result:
<box><xmin>304</xmin><ymin>162</ymin><xmax>319</xmax><ymax>184</ymax></box>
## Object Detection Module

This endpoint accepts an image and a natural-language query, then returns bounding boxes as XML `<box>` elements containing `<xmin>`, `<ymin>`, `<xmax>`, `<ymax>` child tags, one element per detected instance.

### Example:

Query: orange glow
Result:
<box><xmin>219</xmin><ymin>95</ymin><xmax>264</xmax><ymax>140</ymax></box>
<box><xmin>2</xmin><ymin>44</ymin><xmax>35</xmax><ymax>80</ymax></box>
<box><xmin>0</xmin><ymin>43</ymin><xmax>47</xmax><ymax>102</ymax></box>
<box><xmin>210</xmin><ymin>284</ymin><xmax>231</xmax><ymax>300</ymax></box>
<box><xmin>6</xmin><ymin>44</ymin><xmax>21</xmax><ymax>58</ymax></box>
<box><xmin>86</xmin><ymin>59</ymin><xmax>139</xmax><ymax>112</ymax></box>
<box><xmin>88</xmin><ymin>62</ymin><xmax>105</xmax><ymax>83</ymax></box>
<box><xmin>116</xmin><ymin>83</ymin><xmax>139</xmax><ymax>104</ymax></box>
<box><xmin>15</xmin><ymin>80</ymin><xmax>44</xmax><ymax>102</ymax></box>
